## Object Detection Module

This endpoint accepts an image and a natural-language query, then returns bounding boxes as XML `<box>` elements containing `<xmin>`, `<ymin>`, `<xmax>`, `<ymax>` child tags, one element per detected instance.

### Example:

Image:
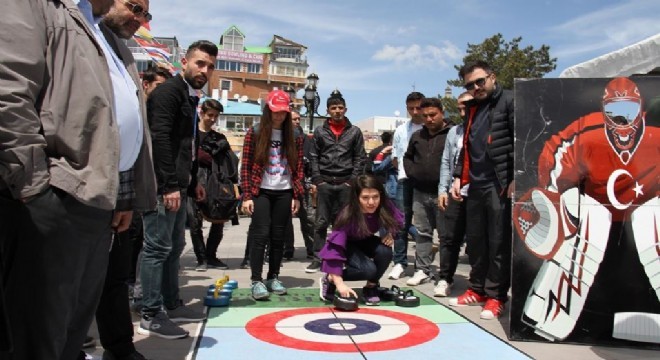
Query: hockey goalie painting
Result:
<box><xmin>510</xmin><ymin>77</ymin><xmax>659</xmax><ymax>348</ymax></box>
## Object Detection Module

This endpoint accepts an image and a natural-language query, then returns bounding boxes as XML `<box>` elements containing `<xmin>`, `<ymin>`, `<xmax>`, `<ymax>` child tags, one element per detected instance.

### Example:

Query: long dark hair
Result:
<box><xmin>333</xmin><ymin>175</ymin><xmax>400</xmax><ymax>238</ymax></box>
<box><xmin>253</xmin><ymin>106</ymin><xmax>297</xmax><ymax>167</ymax></box>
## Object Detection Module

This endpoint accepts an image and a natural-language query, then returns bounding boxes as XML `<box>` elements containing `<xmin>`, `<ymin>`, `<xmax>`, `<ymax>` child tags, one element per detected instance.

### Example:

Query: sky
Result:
<box><xmin>147</xmin><ymin>0</ymin><xmax>660</xmax><ymax>123</ymax></box>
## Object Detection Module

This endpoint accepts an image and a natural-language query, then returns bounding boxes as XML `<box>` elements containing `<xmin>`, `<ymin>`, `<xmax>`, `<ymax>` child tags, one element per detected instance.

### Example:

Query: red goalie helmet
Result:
<box><xmin>602</xmin><ymin>77</ymin><xmax>644</xmax><ymax>163</ymax></box>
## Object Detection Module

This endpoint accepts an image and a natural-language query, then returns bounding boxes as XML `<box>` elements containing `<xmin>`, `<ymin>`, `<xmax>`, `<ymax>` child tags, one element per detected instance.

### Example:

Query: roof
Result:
<box><xmin>222</xmin><ymin>100</ymin><xmax>262</xmax><ymax>116</ymax></box>
<box><xmin>560</xmin><ymin>33</ymin><xmax>660</xmax><ymax>78</ymax></box>
<box><xmin>244</xmin><ymin>46</ymin><xmax>272</xmax><ymax>54</ymax></box>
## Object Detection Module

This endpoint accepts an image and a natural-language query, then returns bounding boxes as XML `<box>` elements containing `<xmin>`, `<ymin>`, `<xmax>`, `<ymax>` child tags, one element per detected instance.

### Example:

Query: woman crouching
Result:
<box><xmin>319</xmin><ymin>174</ymin><xmax>403</xmax><ymax>305</ymax></box>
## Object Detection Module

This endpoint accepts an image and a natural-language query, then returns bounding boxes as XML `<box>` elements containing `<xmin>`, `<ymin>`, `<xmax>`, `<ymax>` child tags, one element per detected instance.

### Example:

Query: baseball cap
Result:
<box><xmin>266</xmin><ymin>90</ymin><xmax>291</xmax><ymax>112</ymax></box>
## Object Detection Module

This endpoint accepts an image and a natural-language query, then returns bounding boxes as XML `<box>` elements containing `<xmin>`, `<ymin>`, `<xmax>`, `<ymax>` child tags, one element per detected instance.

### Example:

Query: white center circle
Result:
<box><xmin>328</xmin><ymin>323</ymin><xmax>356</xmax><ymax>331</ymax></box>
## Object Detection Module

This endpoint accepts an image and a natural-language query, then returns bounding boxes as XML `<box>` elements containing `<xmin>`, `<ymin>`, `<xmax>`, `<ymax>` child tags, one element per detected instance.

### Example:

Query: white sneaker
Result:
<box><xmin>433</xmin><ymin>280</ymin><xmax>452</xmax><ymax>297</ymax></box>
<box><xmin>388</xmin><ymin>264</ymin><xmax>405</xmax><ymax>280</ymax></box>
<box><xmin>406</xmin><ymin>270</ymin><xmax>430</xmax><ymax>286</ymax></box>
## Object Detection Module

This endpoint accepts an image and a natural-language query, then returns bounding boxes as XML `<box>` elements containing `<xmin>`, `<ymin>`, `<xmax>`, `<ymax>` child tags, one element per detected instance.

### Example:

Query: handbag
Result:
<box><xmin>198</xmin><ymin>152</ymin><xmax>240</xmax><ymax>223</ymax></box>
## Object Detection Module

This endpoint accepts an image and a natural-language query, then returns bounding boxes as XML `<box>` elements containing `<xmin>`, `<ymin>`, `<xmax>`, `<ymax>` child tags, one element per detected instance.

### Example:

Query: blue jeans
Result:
<box><xmin>392</xmin><ymin>179</ymin><xmax>417</xmax><ymax>266</ymax></box>
<box><xmin>412</xmin><ymin>189</ymin><xmax>443</xmax><ymax>274</ymax></box>
<box><xmin>140</xmin><ymin>195</ymin><xmax>187</xmax><ymax>315</ymax></box>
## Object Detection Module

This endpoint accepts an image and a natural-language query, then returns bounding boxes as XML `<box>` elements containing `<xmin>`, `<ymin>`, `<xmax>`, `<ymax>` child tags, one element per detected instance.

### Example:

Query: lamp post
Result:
<box><xmin>304</xmin><ymin>73</ymin><xmax>320</xmax><ymax>132</ymax></box>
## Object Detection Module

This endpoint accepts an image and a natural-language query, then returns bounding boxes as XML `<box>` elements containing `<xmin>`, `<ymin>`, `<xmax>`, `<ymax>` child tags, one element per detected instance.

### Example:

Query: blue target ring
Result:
<box><xmin>304</xmin><ymin>318</ymin><xmax>381</xmax><ymax>336</ymax></box>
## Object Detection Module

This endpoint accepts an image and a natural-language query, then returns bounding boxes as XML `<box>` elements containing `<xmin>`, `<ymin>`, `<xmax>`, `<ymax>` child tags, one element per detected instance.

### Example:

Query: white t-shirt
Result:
<box><xmin>260</xmin><ymin>129</ymin><xmax>292</xmax><ymax>190</ymax></box>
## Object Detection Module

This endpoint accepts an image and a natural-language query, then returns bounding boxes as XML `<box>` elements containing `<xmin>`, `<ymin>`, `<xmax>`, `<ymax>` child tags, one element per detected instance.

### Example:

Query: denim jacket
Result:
<box><xmin>438</xmin><ymin>124</ymin><xmax>464</xmax><ymax>194</ymax></box>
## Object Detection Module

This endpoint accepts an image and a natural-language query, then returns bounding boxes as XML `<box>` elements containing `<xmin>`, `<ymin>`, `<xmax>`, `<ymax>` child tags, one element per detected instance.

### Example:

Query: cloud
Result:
<box><xmin>549</xmin><ymin>0</ymin><xmax>660</xmax><ymax>58</ymax></box>
<box><xmin>371</xmin><ymin>41</ymin><xmax>462</xmax><ymax>69</ymax></box>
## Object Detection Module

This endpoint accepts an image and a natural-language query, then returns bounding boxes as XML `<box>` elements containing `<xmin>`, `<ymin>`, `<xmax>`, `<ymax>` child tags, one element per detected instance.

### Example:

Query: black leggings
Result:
<box><xmin>247</xmin><ymin>189</ymin><xmax>293</xmax><ymax>281</ymax></box>
<box><xmin>343</xmin><ymin>236</ymin><xmax>393</xmax><ymax>284</ymax></box>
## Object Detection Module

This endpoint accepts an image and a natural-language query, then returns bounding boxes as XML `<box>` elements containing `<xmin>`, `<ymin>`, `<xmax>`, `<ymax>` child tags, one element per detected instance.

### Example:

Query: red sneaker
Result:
<box><xmin>448</xmin><ymin>289</ymin><xmax>488</xmax><ymax>307</ymax></box>
<box><xmin>480</xmin><ymin>298</ymin><xmax>504</xmax><ymax>320</ymax></box>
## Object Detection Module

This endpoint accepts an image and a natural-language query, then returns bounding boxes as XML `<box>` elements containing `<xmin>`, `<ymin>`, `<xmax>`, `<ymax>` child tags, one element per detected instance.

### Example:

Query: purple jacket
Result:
<box><xmin>319</xmin><ymin>201</ymin><xmax>403</xmax><ymax>275</ymax></box>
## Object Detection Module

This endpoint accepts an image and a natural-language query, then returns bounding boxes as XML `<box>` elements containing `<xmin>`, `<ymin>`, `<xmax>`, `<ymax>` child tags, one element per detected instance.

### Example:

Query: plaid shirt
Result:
<box><xmin>240</xmin><ymin>127</ymin><xmax>304</xmax><ymax>201</ymax></box>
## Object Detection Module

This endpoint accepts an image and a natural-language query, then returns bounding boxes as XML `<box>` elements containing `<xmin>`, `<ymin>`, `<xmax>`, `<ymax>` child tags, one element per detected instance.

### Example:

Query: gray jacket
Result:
<box><xmin>438</xmin><ymin>124</ymin><xmax>464</xmax><ymax>194</ymax></box>
<box><xmin>0</xmin><ymin>0</ymin><xmax>121</xmax><ymax>210</ymax></box>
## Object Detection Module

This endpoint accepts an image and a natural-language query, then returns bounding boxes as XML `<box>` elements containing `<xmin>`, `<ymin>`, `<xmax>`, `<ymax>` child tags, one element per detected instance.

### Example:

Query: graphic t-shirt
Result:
<box><xmin>260</xmin><ymin>129</ymin><xmax>292</xmax><ymax>190</ymax></box>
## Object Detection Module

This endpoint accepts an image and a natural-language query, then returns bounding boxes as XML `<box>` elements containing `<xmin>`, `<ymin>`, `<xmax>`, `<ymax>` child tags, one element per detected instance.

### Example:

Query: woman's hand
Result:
<box><xmin>381</xmin><ymin>233</ymin><xmax>394</xmax><ymax>247</ymax></box>
<box><xmin>242</xmin><ymin>199</ymin><xmax>254</xmax><ymax>216</ymax></box>
<box><xmin>329</xmin><ymin>274</ymin><xmax>357</xmax><ymax>298</ymax></box>
<box><xmin>291</xmin><ymin>199</ymin><xmax>300</xmax><ymax>215</ymax></box>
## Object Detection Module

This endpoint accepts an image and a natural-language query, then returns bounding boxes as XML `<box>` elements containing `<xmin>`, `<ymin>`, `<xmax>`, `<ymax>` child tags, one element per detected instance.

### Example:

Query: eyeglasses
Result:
<box><xmin>463</xmin><ymin>74</ymin><xmax>490</xmax><ymax>90</ymax></box>
<box><xmin>122</xmin><ymin>0</ymin><xmax>152</xmax><ymax>22</ymax></box>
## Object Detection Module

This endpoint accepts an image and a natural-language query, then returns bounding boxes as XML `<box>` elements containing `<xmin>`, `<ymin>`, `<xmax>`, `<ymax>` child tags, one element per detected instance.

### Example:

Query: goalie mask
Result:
<box><xmin>602</xmin><ymin>77</ymin><xmax>644</xmax><ymax>164</ymax></box>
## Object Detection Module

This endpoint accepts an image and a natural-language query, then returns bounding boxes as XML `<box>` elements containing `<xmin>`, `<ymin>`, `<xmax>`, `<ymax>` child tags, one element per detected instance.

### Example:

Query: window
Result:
<box><xmin>247</xmin><ymin>63</ymin><xmax>261</xmax><ymax>74</ymax></box>
<box><xmin>274</xmin><ymin>47</ymin><xmax>301</xmax><ymax>61</ymax></box>
<box><xmin>223</xmin><ymin>28</ymin><xmax>244</xmax><ymax>51</ymax></box>
<box><xmin>220</xmin><ymin>80</ymin><xmax>231</xmax><ymax>91</ymax></box>
<box><xmin>216</xmin><ymin>60</ymin><xmax>241</xmax><ymax>72</ymax></box>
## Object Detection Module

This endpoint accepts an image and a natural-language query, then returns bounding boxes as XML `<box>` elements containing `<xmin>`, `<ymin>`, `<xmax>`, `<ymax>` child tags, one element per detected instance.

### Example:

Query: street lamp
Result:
<box><xmin>304</xmin><ymin>73</ymin><xmax>320</xmax><ymax>132</ymax></box>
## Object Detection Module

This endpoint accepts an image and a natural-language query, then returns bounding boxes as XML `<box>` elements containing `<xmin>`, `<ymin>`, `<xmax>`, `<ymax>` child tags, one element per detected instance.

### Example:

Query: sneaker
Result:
<box><xmin>480</xmin><ymin>298</ymin><xmax>505</xmax><ymax>320</ymax></box>
<box><xmin>449</xmin><ymin>289</ymin><xmax>488</xmax><ymax>307</ymax></box>
<box><xmin>83</xmin><ymin>335</ymin><xmax>96</xmax><ymax>349</ymax></box>
<box><xmin>433</xmin><ymin>280</ymin><xmax>452</xmax><ymax>297</ymax></box>
<box><xmin>251</xmin><ymin>281</ymin><xmax>270</xmax><ymax>300</ymax></box>
<box><xmin>406</xmin><ymin>270</ymin><xmax>430</xmax><ymax>286</ymax></box>
<box><xmin>195</xmin><ymin>260</ymin><xmax>207</xmax><ymax>272</ymax></box>
<box><xmin>319</xmin><ymin>275</ymin><xmax>336</xmax><ymax>302</ymax></box>
<box><xmin>137</xmin><ymin>312</ymin><xmax>188</xmax><ymax>339</ymax></box>
<box><xmin>305</xmin><ymin>259</ymin><xmax>321</xmax><ymax>273</ymax></box>
<box><xmin>239</xmin><ymin>260</ymin><xmax>249</xmax><ymax>269</ymax></box>
<box><xmin>207</xmin><ymin>258</ymin><xmax>228</xmax><ymax>270</ymax></box>
<box><xmin>102</xmin><ymin>350</ymin><xmax>148</xmax><ymax>360</ymax></box>
<box><xmin>265</xmin><ymin>277</ymin><xmax>287</xmax><ymax>295</ymax></box>
<box><xmin>388</xmin><ymin>263</ymin><xmax>405</xmax><ymax>280</ymax></box>
<box><xmin>165</xmin><ymin>300</ymin><xmax>206</xmax><ymax>322</ymax></box>
<box><xmin>362</xmin><ymin>286</ymin><xmax>380</xmax><ymax>306</ymax></box>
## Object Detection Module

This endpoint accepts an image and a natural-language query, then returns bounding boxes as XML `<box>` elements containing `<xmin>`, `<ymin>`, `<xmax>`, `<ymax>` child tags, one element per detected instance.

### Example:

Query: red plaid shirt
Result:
<box><xmin>240</xmin><ymin>127</ymin><xmax>304</xmax><ymax>201</ymax></box>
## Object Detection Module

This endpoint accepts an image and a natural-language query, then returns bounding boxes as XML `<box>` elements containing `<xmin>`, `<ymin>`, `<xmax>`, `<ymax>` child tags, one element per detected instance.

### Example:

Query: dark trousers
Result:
<box><xmin>248</xmin><ymin>189</ymin><xmax>293</xmax><ymax>281</ymax></box>
<box><xmin>187</xmin><ymin>198</ymin><xmax>224</xmax><ymax>262</ymax></box>
<box><xmin>313</xmin><ymin>183</ymin><xmax>351</xmax><ymax>256</ymax></box>
<box><xmin>465</xmin><ymin>185</ymin><xmax>511</xmax><ymax>301</ymax></box>
<box><xmin>128</xmin><ymin>212</ymin><xmax>143</xmax><ymax>286</ymax></box>
<box><xmin>343</xmin><ymin>236</ymin><xmax>393</xmax><ymax>283</ymax></box>
<box><xmin>95</xmin><ymin>231</ymin><xmax>136</xmax><ymax>357</ymax></box>
<box><xmin>438</xmin><ymin>196</ymin><xmax>466</xmax><ymax>283</ymax></box>
<box><xmin>393</xmin><ymin>179</ymin><xmax>417</xmax><ymax>266</ymax></box>
<box><xmin>0</xmin><ymin>187</ymin><xmax>112</xmax><ymax>360</ymax></box>
<box><xmin>284</xmin><ymin>188</ymin><xmax>315</xmax><ymax>257</ymax></box>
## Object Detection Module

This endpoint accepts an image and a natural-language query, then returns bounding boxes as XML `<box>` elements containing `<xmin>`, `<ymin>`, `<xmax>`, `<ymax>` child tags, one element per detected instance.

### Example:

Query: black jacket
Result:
<box><xmin>404</xmin><ymin>125</ymin><xmax>452</xmax><ymax>194</ymax></box>
<box><xmin>147</xmin><ymin>74</ymin><xmax>197</xmax><ymax>195</ymax></box>
<box><xmin>310</xmin><ymin>118</ymin><xmax>366</xmax><ymax>185</ymax></box>
<box><xmin>454</xmin><ymin>85</ymin><xmax>514</xmax><ymax>191</ymax></box>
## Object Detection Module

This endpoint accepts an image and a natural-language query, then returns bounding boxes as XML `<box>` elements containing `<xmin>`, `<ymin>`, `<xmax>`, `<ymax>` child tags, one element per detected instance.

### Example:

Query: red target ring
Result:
<box><xmin>245</xmin><ymin>307</ymin><xmax>439</xmax><ymax>352</ymax></box>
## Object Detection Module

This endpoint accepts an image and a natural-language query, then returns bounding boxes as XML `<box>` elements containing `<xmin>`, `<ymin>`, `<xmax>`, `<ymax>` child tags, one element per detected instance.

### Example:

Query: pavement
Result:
<box><xmin>85</xmin><ymin>218</ymin><xmax>658</xmax><ymax>360</ymax></box>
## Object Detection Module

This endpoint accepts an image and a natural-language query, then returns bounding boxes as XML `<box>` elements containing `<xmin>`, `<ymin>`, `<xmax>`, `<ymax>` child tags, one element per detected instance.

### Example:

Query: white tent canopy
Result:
<box><xmin>559</xmin><ymin>33</ymin><xmax>660</xmax><ymax>78</ymax></box>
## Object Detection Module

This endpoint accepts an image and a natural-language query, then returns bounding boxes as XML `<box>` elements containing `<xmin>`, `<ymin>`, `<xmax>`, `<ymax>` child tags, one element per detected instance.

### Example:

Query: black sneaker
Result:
<box><xmin>319</xmin><ymin>274</ymin><xmax>336</xmax><ymax>302</ymax></box>
<box><xmin>195</xmin><ymin>260</ymin><xmax>207</xmax><ymax>272</ymax></box>
<box><xmin>165</xmin><ymin>300</ymin><xmax>206</xmax><ymax>322</ymax></box>
<box><xmin>239</xmin><ymin>260</ymin><xmax>249</xmax><ymax>269</ymax></box>
<box><xmin>137</xmin><ymin>312</ymin><xmax>188</xmax><ymax>339</ymax></box>
<box><xmin>362</xmin><ymin>286</ymin><xmax>381</xmax><ymax>306</ymax></box>
<box><xmin>305</xmin><ymin>259</ymin><xmax>321</xmax><ymax>273</ymax></box>
<box><xmin>206</xmin><ymin>258</ymin><xmax>228</xmax><ymax>269</ymax></box>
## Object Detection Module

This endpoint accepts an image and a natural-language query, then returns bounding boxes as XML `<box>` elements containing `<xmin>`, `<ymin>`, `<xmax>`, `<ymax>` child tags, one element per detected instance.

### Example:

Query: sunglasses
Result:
<box><xmin>464</xmin><ymin>74</ymin><xmax>490</xmax><ymax>90</ymax></box>
<box><xmin>122</xmin><ymin>0</ymin><xmax>152</xmax><ymax>22</ymax></box>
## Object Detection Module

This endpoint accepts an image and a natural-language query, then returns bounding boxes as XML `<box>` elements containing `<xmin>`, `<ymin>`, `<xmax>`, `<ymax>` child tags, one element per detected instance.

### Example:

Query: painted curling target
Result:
<box><xmin>245</xmin><ymin>307</ymin><xmax>439</xmax><ymax>352</ymax></box>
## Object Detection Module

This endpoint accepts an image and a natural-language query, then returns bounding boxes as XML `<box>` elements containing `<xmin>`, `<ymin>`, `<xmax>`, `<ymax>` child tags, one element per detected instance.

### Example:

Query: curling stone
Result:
<box><xmin>204</xmin><ymin>294</ymin><xmax>230</xmax><ymax>307</ymax></box>
<box><xmin>226</xmin><ymin>280</ymin><xmax>238</xmax><ymax>289</ymax></box>
<box><xmin>223</xmin><ymin>284</ymin><xmax>234</xmax><ymax>291</ymax></box>
<box><xmin>378</xmin><ymin>286</ymin><xmax>399</xmax><ymax>302</ymax></box>
<box><xmin>207</xmin><ymin>287</ymin><xmax>233</xmax><ymax>298</ymax></box>
<box><xmin>333</xmin><ymin>295</ymin><xmax>359</xmax><ymax>312</ymax></box>
<box><xmin>395</xmin><ymin>289</ymin><xmax>420</xmax><ymax>307</ymax></box>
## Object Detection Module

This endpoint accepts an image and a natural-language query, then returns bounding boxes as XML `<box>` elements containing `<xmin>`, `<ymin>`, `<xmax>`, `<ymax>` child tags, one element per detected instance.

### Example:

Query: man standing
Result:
<box><xmin>284</xmin><ymin>110</ymin><xmax>316</xmax><ymax>260</ymax></box>
<box><xmin>388</xmin><ymin>92</ymin><xmax>425</xmax><ymax>280</ymax></box>
<box><xmin>306</xmin><ymin>90</ymin><xmax>366</xmax><ymax>273</ymax></box>
<box><xmin>449</xmin><ymin>60</ymin><xmax>514</xmax><ymax>320</ymax></box>
<box><xmin>138</xmin><ymin>40</ymin><xmax>218</xmax><ymax>339</ymax></box>
<box><xmin>435</xmin><ymin>92</ymin><xmax>473</xmax><ymax>297</ymax></box>
<box><xmin>96</xmin><ymin>0</ymin><xmax>157</xmax><ymax>358</ymax></box>
<box><xmin>403</xmin><ymin>98</ymin><xmax>453</xmax><ymax>287</ymax></box>
<box><xmin>0</xmin><ymin>0</ymin><xmax>147</xmax><ymax>358</ymax></box>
